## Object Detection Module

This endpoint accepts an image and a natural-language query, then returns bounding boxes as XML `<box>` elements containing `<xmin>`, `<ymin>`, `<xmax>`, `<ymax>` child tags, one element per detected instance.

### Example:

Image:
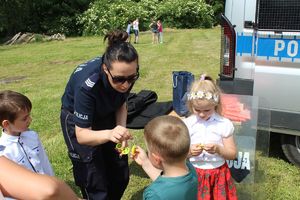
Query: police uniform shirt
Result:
<box><xmin>0</xmin><ymin>130</ymin><xmax>54</xmax><ymax>176</ymax></box>
<box><xmin>61</xmin><ymin>57</ymin><xmax>130</xmax><ymax>129</ymax></box>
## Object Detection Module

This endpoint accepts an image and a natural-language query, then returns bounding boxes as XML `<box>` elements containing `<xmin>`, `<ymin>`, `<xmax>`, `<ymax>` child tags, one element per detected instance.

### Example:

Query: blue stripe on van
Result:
<box><xmin>236</xmin><ymin>34</ymin><xmax>253</xmax><ymax>56</ymax></box>
<box><xmin>236</xmin><ymin>33</ymin><xmax>300</xmax><ymax>61</ymax></box>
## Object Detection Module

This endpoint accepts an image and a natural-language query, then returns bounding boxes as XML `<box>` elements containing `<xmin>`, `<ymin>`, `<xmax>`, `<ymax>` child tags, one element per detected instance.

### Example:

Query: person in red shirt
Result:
<box><xmin>157</xmin><ymin>20</ymin><xmax>163</xmax><ymax>43</ymax></box>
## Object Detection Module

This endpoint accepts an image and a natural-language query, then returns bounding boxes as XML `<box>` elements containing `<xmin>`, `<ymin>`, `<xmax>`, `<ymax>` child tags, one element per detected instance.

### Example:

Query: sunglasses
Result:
<box><xmin>106</xmin><ymin>67</ymin><xmax>139</xmax><ymax>84</ymax></box>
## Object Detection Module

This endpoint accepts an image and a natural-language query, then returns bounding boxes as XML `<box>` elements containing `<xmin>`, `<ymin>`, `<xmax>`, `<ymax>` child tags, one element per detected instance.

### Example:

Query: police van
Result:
<box><xmin>218</xmin><ymin>0</ymin><xmax>300</xmax><ymax>166</ymax></box>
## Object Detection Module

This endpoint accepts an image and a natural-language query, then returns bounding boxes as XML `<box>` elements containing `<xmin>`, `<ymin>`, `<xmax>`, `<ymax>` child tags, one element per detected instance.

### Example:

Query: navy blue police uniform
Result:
<box><xmin>60</xmin><ymin>57</ymin><xmax>130</xmax><ymax>200</ymax></box>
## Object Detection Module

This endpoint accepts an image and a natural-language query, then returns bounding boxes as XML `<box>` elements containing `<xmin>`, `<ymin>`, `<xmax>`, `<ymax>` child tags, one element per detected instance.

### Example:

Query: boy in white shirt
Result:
<box><xmin>0</xmin><ymin>90</ymin><xmax>54</xmax><ymax>176</ymax></box>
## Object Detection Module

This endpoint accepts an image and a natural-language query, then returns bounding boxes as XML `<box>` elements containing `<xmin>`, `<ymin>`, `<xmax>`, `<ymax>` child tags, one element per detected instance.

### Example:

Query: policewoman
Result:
<box><xmin>60</xmin><ymin>30</ymin><xmax>139</xmax><ymax>200</ymax></box>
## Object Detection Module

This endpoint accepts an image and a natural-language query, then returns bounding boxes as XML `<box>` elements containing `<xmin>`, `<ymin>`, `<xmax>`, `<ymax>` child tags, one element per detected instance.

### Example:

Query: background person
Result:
<box><xmin>132</xmin><ymin>115</ymin><xmax>198</xmax><ymax>200</ymax></box>
<box><xmin>0</xmin><ymin>90</ymin><xmax>54</xmax><ymax>176</ymax></box>
<box><xmin>149</xmin><ymin>20</ymin><xmax>158</xmax><ymax>44</ymax></box>
<box><xmin>184</xmin><ymin>74</ymin><xmax>238</xmax><ymax>200</ymax></box>
<box><xmin>157</xmin><ymin>20</ymin><xmax>163</xmax><ymax>43</ymax></box>
<box><xmin>60</xmin><ymin>30</ymin><xmax>139</xmax><ymax>200</ymax></box>
<box><xmin>126</xmin><ymin>20</ymin><xmax>132</xmax><ymax>43</ymax></box>
<box><xmin>132</xmin><ymin>18</ymin><xmax>139</xmax><ymax>43</ymax></box>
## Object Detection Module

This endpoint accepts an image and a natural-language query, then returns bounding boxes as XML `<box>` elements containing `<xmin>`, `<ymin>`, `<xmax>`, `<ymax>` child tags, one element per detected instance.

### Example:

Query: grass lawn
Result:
<box><xmin>0</xmin><ymin>28</ymin><xmax>300</xmax><ymax>199</ymax></box>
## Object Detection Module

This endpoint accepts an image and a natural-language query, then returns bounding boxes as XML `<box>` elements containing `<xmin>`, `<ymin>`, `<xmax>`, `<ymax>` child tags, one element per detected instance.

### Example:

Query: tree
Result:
<box><xmin>0</xmin><ymin>0</ymin><xmax>93</xmax><ymax>38</ymax></box>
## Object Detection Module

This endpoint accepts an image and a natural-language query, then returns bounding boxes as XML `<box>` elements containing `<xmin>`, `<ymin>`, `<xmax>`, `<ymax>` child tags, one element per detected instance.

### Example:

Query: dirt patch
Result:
<box><xmin>0</xmin><ymin>76</ymin><xmax>26</xmax><ymax>84</ymax></box>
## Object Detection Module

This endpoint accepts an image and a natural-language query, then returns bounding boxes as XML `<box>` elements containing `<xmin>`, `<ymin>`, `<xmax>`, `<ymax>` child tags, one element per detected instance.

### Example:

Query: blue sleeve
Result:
<box><xmin>73</xmin><ymin>88</ymin><xmax>95</xmax><ymax>128</ymax></box>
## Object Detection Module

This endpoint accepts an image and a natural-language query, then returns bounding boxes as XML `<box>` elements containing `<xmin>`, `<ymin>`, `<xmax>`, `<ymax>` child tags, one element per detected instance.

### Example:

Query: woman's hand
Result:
<box><xmin>110</xmin><ymin>125</ymin><xmax>132</xmax><ymax>143</ymax></box>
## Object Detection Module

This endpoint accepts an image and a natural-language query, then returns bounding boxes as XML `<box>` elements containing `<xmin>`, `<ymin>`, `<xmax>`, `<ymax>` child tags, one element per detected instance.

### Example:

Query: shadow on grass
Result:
<box><xmin>251</xmin><ymin>149</ymin><xmax>281</xmax><ymax>200</ymax></box>
<box><xmin>129</xmin><ymin>161</ymin><xmax>149</xmax><ymax>178</ymax></box>
<box><xmin>233</xmin><ymin>157</ymin><xmax>268</xmax><ymax>200</ymax></box>
<box><xmin>232</xmin><ymin>135</ymin><xmax>284</xmax><ymax>200</ymax></box>
<box><xmin>236</xmin><ymin>184</ymin><xmax>254</xmax><ymax>200</ymax></box>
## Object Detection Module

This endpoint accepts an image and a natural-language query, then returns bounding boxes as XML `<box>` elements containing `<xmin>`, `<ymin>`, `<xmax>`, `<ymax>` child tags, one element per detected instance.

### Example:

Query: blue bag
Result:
<box><xmin>172</xmin><ymin>71</ymin><xmax>194</xmax><ymax>116</ymax></box>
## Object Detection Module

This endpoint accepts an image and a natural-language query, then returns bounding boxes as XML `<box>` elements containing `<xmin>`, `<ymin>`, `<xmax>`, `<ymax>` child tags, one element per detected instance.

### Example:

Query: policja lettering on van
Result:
<box><xmin>274</xmin><ymin>39</ymin><xmax>299</xmax><ymax>58</ymax></box>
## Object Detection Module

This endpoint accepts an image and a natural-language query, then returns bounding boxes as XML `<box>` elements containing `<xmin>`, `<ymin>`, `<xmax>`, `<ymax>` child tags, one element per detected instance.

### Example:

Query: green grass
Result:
<box><xmin>1</xmin><ymin>28</ymin><xmax>300</xmax><ymax>199</ymax></box>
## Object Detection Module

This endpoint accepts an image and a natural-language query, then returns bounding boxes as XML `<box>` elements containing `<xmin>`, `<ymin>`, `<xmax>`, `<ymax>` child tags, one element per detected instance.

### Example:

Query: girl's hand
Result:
<box><xmin>189</xmin><ymin>144</ymin><xmax>203</xmax><ymax>156</ymax></box>
<box><xmin>131</xmin><ymin>146</ymin><xmax>148</xmax><ymax>166</ymax></box>
<box><xmin>203</xmin><ymin>143</ymin><xmax>219</xmax><ymax>154</ymax></box>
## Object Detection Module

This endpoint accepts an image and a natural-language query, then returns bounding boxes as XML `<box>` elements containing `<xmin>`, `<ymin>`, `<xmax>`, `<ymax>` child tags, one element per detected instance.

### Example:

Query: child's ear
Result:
<box><xmin>1</xmin><ymin>120</ymin><xmax>10</xmax><ymax>129</ymax></box>
<box><xmin>151</xmin><ymin>152</ymin><xmax>163</xmax><ymax>165</ymax></box>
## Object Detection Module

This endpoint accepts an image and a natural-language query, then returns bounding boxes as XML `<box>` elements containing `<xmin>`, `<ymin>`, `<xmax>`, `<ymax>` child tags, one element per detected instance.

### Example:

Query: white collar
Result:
<box><xmin>1</xmin><ymin>130</ymin><xmax>19</xmax><ymax>143</ymax></box>
<box><xmin>205</xmin><ymin>113</ymin><xmax>222</xmax><ymax>122</ymax></box>
<box><xmin>1</xmin><ymin>130</ymin><xmax>37</xmax><ymax>143</ymax></box>
<box><xmin>188</xmin><ymin>113</ymin><xmax>223</xmax><ymax>125</ymax></box>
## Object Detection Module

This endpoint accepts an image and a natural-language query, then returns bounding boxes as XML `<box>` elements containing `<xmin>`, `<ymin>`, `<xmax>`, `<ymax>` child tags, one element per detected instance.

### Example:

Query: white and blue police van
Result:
<box><xmin>218</xmin><ymin>0</ymin><xmax>300</xmax><ymax>166</ymax></box>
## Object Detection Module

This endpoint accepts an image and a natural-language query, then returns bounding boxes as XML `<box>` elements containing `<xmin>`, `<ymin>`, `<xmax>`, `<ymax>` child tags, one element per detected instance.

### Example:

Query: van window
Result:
<box><xmin>257</xmin><ymin>0</ymin><xmax>300</xmax><ymax>31</ymax></box>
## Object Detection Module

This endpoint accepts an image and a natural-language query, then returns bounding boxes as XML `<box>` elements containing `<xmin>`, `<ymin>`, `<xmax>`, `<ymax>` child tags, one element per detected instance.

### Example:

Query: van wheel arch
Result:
<box><xmin>281</xmin><ymin>134</ymin><xmax>300</xmax><ymax>167</ymax></box>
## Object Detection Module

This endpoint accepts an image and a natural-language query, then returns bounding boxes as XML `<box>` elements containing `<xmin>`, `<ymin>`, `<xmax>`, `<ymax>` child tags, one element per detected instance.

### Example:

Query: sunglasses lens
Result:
<box><xmin>114</xmin><ymin>77</ymin><xmax>127</xmax><ymax>83</ymax></box>
<box><xmin>114</xmin><ymin>73</ymin><xmax>139</xmax><ymax>84</ymax></box>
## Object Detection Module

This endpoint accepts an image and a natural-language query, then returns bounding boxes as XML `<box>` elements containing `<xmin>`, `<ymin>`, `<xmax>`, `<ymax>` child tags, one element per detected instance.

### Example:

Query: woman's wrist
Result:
<box><xmin>96</xmin><ymin>129</ymin><xmax>111</xmax><ymax>144</ymax></box>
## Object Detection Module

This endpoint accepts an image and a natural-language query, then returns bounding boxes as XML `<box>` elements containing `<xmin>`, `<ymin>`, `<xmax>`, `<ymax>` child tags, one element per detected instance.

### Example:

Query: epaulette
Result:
<box><xmin>73</xmin><ymin>63</ymin><xmax>88</xmax><ymax>74</ymax></box>
<box><xmin>82</xmin><ymin>73</ymin><xmax>99</xmax><ymax>90</ymax></box>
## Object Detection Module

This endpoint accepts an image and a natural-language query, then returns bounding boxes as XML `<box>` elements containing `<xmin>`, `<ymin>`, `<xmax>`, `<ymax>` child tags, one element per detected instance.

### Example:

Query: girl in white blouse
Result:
<box><xmin>183</xmin><ymin>74</ymin><xmax>238</xmax><ymax>200</ymax></box>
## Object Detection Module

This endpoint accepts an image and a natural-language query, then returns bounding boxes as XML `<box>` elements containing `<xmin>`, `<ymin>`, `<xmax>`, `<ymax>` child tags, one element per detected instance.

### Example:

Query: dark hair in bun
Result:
<box><xmin>103</xmin><ymin>30</ymin><xmax>139</xmax><ymax>69</ymax></box>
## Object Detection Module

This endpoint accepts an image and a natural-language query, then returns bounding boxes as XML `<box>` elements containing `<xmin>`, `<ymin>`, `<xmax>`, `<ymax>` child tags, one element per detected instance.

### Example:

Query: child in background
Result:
<box><xmin>132</xmin><ymin>115</ymin><xmax>198</xmax><ymax>200</ymax></box>
<box><xmin>184</xmin><ymin>74</ymin><xmax>238</xmax><ymax>200</ymax></box>
<box><xmin>133</xmin><ymin>18</ymin><xmax>139</xmax><ymax>43</ymax></box>
<box><xmin>149</xmin><ymin>20</ymin><xmax>159</xmax><ymax>44</ymax></box>
<box><xmin>157</xmin><ymin>20</ymin><xmax>163</xmax><ymax>43</ymax></box>
<box><xmin>126</xmin><ymin>20</ymin><xmax>132</xmax><ymax>43</ymax></box>
<box><xmin>0</xmin><ymin>90</ymin><xmax>54</xmax><ymax>176</ymax></box>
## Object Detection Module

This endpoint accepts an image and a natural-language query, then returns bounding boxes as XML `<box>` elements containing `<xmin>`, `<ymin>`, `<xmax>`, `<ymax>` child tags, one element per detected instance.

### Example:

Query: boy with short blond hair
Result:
<box><xmin>132</xmin><ymin>115</ymin><xmax>198</xmax><ymax>200</ymax></box>
<box><xmin>0</xmin><ymin>90</ymin><xmax>54</xmax><ymax>176</ymax></box>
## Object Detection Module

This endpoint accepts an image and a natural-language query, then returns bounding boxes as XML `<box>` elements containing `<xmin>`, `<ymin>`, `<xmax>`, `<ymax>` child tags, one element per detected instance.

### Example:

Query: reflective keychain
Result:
<box><xmin>115</xmin><ymin>140</ymin><xmax>137</xmax><ymax>158</ymax></box>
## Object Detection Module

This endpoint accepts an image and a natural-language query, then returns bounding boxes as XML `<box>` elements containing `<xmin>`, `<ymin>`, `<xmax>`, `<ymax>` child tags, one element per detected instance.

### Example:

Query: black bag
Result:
<box><xmin>172</xmin><ymin>71</ymin><xmax>194</xmax><ymax>116</ymax></box>
<box><xmin>126</xmin><ymin>90</ymin><xmax>173</xmax><ymax>129</ymax></box>
<box><xmin>127</xmin><ymin>90</ymin><xmax>158</xmax><ymax>117</ymax></box>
